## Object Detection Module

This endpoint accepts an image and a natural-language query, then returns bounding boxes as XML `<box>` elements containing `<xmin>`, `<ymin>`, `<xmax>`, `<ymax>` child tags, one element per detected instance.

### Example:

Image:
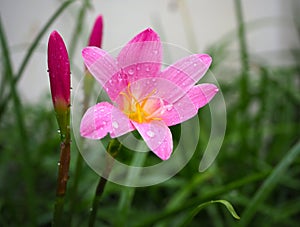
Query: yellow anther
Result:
<box><xmin>119</xmin><ymin>84</ymin><xmax>160</xmax><ymax>123</ymax></box>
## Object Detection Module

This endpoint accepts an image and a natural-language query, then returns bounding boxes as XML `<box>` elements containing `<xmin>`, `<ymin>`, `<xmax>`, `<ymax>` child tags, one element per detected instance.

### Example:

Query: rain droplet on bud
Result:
<box><xmin>128</xmin><ymin>69</ymin><xmax>134</xmax><ymax>75</ymax></box>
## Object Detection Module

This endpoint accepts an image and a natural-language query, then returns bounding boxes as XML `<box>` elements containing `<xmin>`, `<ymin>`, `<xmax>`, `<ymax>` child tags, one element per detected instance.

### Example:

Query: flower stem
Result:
<box><xmin>52</xmin><ymin>123</ymin><xmax>71</xmax><ymax>226</ymax></box>
<box><xmin>88</xmin><ymin>139</ymin><xmax>121</xmax><ymax>227</ymax></box>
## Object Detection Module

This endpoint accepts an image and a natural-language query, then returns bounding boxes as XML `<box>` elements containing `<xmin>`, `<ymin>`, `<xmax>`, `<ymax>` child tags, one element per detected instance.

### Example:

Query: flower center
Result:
<box><xmin>120</xmin><ymin>84</ymin><xmax>161</xmax><ymax>123</ymax></box>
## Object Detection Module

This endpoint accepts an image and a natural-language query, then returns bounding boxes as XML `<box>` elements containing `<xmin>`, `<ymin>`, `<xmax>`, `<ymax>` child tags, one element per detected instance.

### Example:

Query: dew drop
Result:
<box><xmin>153</xmin><ymin>50</ymin><xmax>158</xmax><ymax>55</ymax></box>
<box><xmin>112</xmin><ymin>121</ymin><xmax>119</xmax><ymax>129</ymax></box>
<box><xmin>57</xmin><ymin>162</ymin><xmax>61</xmax><ymax>166</ymax></box>
<box><xmin>152</xmin><ymin>78</ymin><xmax>156</xmax><ymax>82</ymax></box>
<box><xmin>128</xmin><ymin>69</ymin><xmax>134</xmax><ymax>75</ymax></box>
<box><xmin>147</xmin><ymin>130</ymin><xmax>155</xmax><ymax>138</ymax></box>
<box><xmin>166</xmin><ymin>104</ymin><xmax>173</xmax><ymax>111</ymax></box>
<box><xmin>193</xmin><ymin>63</ymin><xmax>197</xmax><ymax>67</ymax></box>
<box><xmin>137</xmin><ymin>66</ymin><xmax>141</xmax><ymax>71</ymax></box>
<box><xmin>145</xmin><ymin>66</ymin><xmax>150</xmax><ymax>72</ymax></box>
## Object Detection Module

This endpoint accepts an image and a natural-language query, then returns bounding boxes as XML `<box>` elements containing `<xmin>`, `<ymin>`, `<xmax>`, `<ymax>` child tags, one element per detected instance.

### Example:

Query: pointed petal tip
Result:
<box><xmin>198</xmin><ymin>54</ymin><xmax>212</xmax><ymax>66</ymax></box>
<box><xmin>130</xmin><ymin>27</ymin><xmax>160</xmax><ymax>43</ymax></box>
<box><xmin>159</xmin><ymin>152</ymin><xmax>171</xmax><ymax>161</ymax></box>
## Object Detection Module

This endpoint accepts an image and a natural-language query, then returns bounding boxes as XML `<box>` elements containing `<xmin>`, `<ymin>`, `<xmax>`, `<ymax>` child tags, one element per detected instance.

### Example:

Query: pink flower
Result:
<box><xmin>88</xmin><ymin>15</ymin><xmax>103</xmax><ymax>47</ymax></box>
<box><xmin>48</xmin><ymin>30</ymin><xmax>70</xmax><ymax>111</ymax></box>
<box><xmin>80</xmin><ymin>28</ymin><xmax>218</xmax><ymax>160</ymax></box>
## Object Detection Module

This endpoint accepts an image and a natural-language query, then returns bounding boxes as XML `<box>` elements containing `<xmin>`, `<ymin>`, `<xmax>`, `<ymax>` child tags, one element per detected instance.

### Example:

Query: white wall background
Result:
<box><xmin>1</xmin><ymin>0</ymin><xmax>299</xmax><ymax>103</ymax></box>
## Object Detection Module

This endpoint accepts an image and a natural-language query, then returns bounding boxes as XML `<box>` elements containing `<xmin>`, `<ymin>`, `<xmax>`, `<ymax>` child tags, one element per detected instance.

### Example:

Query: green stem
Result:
<box><xmin>234</xmin><ymin>0</ymin><xmax>250</xmax><ymax>92</ymax></box>
<box><xmin>68</xmin><ymin>0</ymin><xmax>91</xmax><ymax>60</ymax></box>
<box><xmin>117</xmin><ymin>151</ymin><xmax>148</xmax><ymax>225</ymax></box>
<box><xmin>233</xmin><ymin>0</ymin><xmax>250</xmax><ymax>150</ymax></box>
<box><xmin>239</xmin><ymin>141</ymin><xmax>300</xmax><ymax>226</ymax></box>
<box><xmin>0</xmin><ymin>0</ymin><xmax>75</xmax><ymax>120</ymax></box>
<box><xmin>52</xmin><ymin>111</ymin><xmax>71</xmax><ymax>226</ymax></box>
<box><xmin>0</xmin><ymin>17</ymin><xmax>36</xmax><ymax>226</ymax></box>
<box><xmin>88</xmin><ymin>139</ymin><xmax>121</xmax><ymax>227</ymax></box>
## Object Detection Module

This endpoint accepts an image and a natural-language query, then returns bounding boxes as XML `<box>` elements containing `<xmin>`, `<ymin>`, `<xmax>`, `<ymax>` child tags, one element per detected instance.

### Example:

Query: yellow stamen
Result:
<box><xmin>119</xmin><ymin>83</ymin><xmax>161</xmax><ymax>123</ymax></box>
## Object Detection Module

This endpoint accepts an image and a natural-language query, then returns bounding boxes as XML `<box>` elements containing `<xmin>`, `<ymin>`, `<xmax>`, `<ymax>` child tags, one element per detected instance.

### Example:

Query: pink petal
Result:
<box><xmin>80</xmin><ymin>102</ymin><xmax>135</xmax><ymax>139</ymax></box>
<box><xmin>82</xmin><ymin>46</ymin><xmax>119</xmax><ymax>88</ymax></box>
<box><xmin>161</xmin><ymin>83</ymin><xmax>218</xmax><ymax>126</ymax></box>
<box><xmin>114</xmin><ymin>78</ymin><xmax>186</xmax><ymax>108</ymax></box>
<box><xmin>117</xmin><ymin>28</ymin><xmax>162</xmax><ymax>84</ymax></box>
<box><xmin>132</xmin><ymin>121</ymin><xmax>173</xmax><ymax>160</ymax></box>
<box><xmin>80</xmin><ymin>102</ymin><xmax>113</xmax><ymax>139</ymax></box>
<box><xmin>187</xmin><ymin>83</ymin><xmax>219</xmax><ymax>109</ymax></box>
<box><xmin>109</xmin><ymin>107</ymin><xmax>135</xmax><ymax>138</ymax></box>
<box><xmin>160</xmin><ymin>54</ymin><xmax>212</xmax><ymax>94</ymax></box>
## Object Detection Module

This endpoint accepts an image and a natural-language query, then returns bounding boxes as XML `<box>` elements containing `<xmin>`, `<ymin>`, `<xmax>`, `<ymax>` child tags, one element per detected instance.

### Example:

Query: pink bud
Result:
<box><xmin>47</xmin><ymin>30</ymin><xmax>70</xmax><ymax>110</ymax></box>
<box><xmin>88</xmin><ymin>15</ymin><xmax>103</xmax><ymax>48</ymax></box>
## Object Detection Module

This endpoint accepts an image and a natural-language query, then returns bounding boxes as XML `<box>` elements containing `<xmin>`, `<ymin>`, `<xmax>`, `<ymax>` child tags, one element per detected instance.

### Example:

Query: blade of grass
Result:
<box><xmin>239</xmin><ymin>140</ymin><xmax>300</xmax><ymax>226</ymax></box>
<box><xmin>180</xmin><ymin>200</ymin><xmax>240</xmax><ymax>226</ymax></box>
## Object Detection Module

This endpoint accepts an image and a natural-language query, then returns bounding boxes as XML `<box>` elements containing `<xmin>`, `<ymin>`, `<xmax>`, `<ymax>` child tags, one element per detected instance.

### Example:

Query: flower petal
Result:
<box><xmin>80</xmin><ymin>102</ymin><xmax>113</xmax><ymax>139</ymax></box>
<box><xmin>117</xmin><ymin>28</ymin><xmax>162</xmax><ymax>83</ymax></box>
<box><xmin>109</xmin><ymin>107</ymin><xmax>135</xmax><ymax>138</ymax></box>
<box><xmin>160</xmin><ymin>54</ymin><xmax>212</xmax><ymax>93</ymax></box>
<box><xmin>132</xmin><ymin>121</ymin><xmax>173</xmax><ymax>160</ymax></box>
<box><xmin>161</xmin><ymin>83</ymin><xmax>218</xmax><ymax>126</ymax></box>
<box><xmin>80</xmin><ymin>102</ymin><xmax>135</xmax><ymax>139</ymax></box>
<box><xmin>187</xmin><ymin>83</ymin><xmax>219</xmax><ymax>109</ymax></box>
<box><xmin>82</xmin><ymin>46</ymin><xmax>119</xmax><ymax>89</ymax></box>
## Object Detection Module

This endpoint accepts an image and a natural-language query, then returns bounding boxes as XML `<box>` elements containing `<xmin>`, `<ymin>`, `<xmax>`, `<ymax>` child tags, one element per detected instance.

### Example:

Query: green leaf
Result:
<box><xmin>180</xmin><ymin>200</ymin><xmax>240</xmax><ymax>226</ymax></box>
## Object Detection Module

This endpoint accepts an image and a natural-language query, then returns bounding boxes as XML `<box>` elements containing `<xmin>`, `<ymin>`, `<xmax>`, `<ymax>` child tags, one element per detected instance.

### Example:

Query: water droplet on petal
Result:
<box><xmin>147</xmin><ymin>130</ymin><xmax>155</xmax><ymax>138</ymax></box>
<box><xmin>152</xmin><ymin>78</ymin><xmax>156</xmax><ymax>82</ymax></box>
<box><xmin>193</xmin><ymin>63</ymin><xmax>197</xmax><ymax>67</ymax></box>
<box><xmin>166</xmin><ymin>104</ymin><xmax>173</xmax><ymax>111</ymax></box>
<box><xmin>112</xmin><ymin>121</ymin><xmax>119</xmax><ymax>129</ymax></box>
<box><xmin>137</xmin><ymin>66</ymin><xmax>141</xmax><ymax>71</ymax></box>
<box><xmin>153</xmin><ymin>50</ymin><xmax>158</xmax><ymax>55</ymax></box>
<box><xmin>145</xmin><ymin>66</ymin><xmax>150</xmax><ymax>72</ymax></box>
<box><xmin>128</xmin><ymin>69</ymin><xmax>134</xmax><ymax>75</ymax></box>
